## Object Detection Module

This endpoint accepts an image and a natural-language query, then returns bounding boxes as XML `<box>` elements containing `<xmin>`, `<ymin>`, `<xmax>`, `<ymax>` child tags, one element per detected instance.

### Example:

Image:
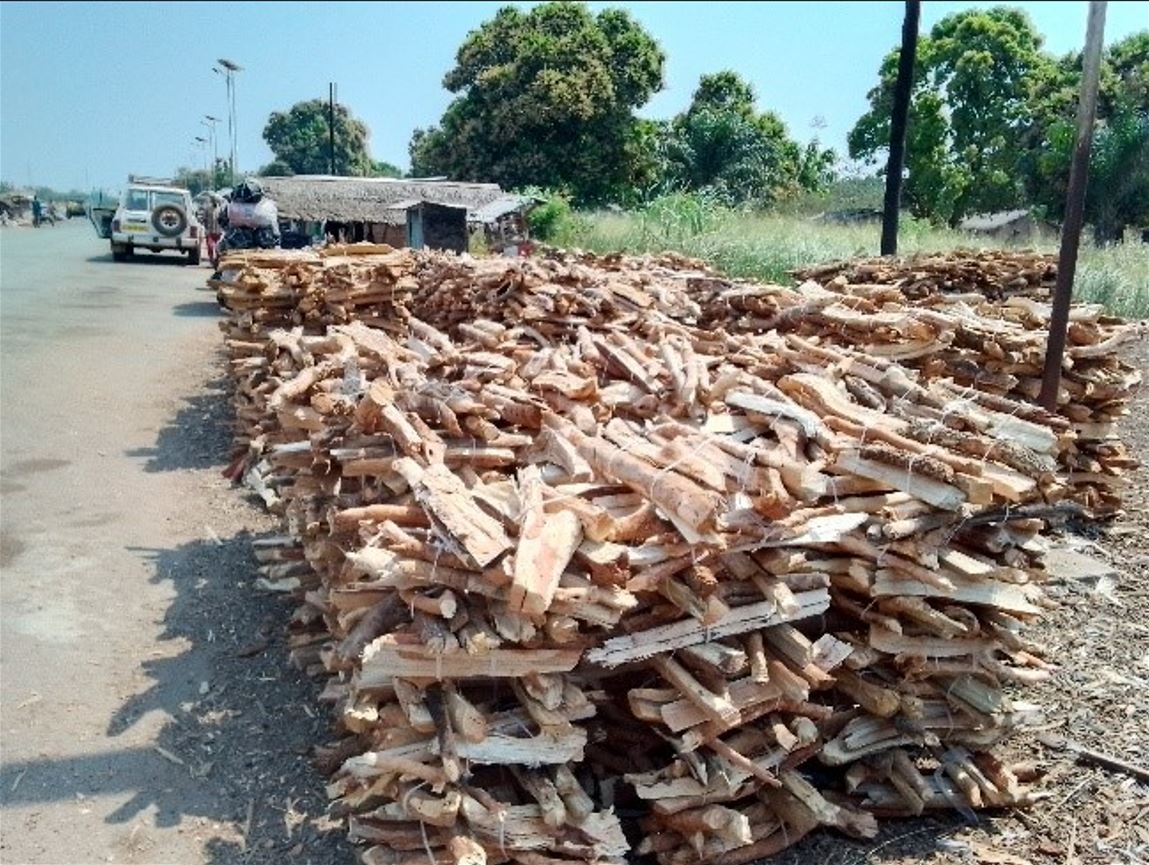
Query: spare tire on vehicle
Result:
<box><xmin>152</xmin><ymin>203</ymin><xmax>188</xmax><ymax>237</ymax></box>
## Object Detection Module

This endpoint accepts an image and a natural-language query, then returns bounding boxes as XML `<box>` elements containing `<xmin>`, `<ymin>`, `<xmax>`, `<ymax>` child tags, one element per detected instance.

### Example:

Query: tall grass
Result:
<box><xmin>554</xmin><ymin>194</ymin><xmax>1149</xmax><ymax>318</ymax></box>
<box><xmin>1077</xmin><ymin>244</ymin><xmax>1149</xmax><ymax>319</ymax></box>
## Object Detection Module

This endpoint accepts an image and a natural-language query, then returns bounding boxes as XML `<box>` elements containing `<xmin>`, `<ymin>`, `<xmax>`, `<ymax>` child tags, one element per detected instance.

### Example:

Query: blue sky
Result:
<box><xmin>1</xmin><ymin>1</ymin><xmax>1146</xmax><ymax>191</ymax></box>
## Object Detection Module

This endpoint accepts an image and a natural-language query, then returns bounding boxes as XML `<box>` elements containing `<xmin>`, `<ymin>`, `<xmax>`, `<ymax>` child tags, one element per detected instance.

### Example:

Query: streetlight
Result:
<box><xmin>194</xmin><ymin>136</ymin><xmax>209</xmax><ymax>178</ymax></box>
<box><xmin>202</xmin><ymin>115</ymin><xmax>220</xmax><ymax>188</ymax></box>
<box><xmin>213</xmin><ymin>58</ymin><xmax>242</xmax><ymax>186</ymax></box>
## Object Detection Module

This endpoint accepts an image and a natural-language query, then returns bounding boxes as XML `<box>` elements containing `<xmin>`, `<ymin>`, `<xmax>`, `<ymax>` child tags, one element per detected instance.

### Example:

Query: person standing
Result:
<box><xmin>201</xmin><ymin>193</ymin><xmax>222</xmax><ymax>263</ymax></box>
<box><xmin>31</xmin><ymin>196</ymin><xmax>42</xmax><ymax>227</ymax></box>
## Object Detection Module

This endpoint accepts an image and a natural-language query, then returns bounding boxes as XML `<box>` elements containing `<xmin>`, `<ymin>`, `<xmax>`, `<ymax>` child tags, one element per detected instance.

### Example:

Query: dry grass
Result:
<box><xmin>555</xmin><ymin>196</ymin><xmax>1149</xmax><ymax>319</ymax></box>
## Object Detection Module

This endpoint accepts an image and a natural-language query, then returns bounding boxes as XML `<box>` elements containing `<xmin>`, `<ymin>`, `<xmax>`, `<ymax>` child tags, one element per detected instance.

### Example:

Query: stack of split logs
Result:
<box><xmin>211</xmin><ymin>245</ymin><xmax>1139</xmax><ymax>865</ymax></box>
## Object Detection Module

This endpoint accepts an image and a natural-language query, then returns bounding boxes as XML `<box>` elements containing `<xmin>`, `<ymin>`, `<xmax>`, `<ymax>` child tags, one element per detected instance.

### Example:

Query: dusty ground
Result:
<box><xmin>1</xmin><ymin>223</ymin><xmax>1144</xmax><ymax>865</ymax></box>
<box><xmin>0</xmin><ymin>223</ymin><xmax>349</xmax><ymax>865</ymax></box>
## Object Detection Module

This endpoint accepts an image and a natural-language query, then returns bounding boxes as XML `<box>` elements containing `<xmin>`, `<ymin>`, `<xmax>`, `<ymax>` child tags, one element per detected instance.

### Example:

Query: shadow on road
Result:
<box><xmin>0</xmin><ymin>529</ymin><xmax>352</xmax><ymax>865</ymax></box>
<box><xmin>85</xmin><ymin>253</ymin><xmax>199</xmax><ymax>267</ymax></box>
<box><xmin>173</xmin><ymin>300</ymin><xmax>224</xmax><ymax>318</ymax></box>
<box><xmin>125</xmin><ymin>373</ymin><xmax>235</xmax><ymax>472</ymax></box>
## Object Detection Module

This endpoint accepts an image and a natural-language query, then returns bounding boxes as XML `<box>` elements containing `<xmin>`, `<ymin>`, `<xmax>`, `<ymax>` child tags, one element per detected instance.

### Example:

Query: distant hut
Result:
<box><xmin>959</xmin><ymin>209</ymin><xmax>1058</xmax><ymax>244</ymax></box>
<box><xmin>469</xmin><ymin>194</ymin><xmax>544</xmax><ymax>255</ymax></box>
<box><xmin>257</xmin><ymin>176</ymin><xmax>515</xmax><ymax>250</ymax></box>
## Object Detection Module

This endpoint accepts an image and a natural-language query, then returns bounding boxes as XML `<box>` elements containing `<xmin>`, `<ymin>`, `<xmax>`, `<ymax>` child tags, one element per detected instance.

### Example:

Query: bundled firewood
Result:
<box><xmin>217</xmin><ymin>245</ymin><xmax>1141</xmax><ymax>516</ymax></box>
<box><xmin>208</xmin><ymin>245</ymin><xmax>1142</xmax><ymax>864</ymax></box>
<box><xmin>792</xmin><ymin>248</ymin><xmax>1058</xmax><ymax>300</ymax></box>
<box><xmin>692</xmin><ymin>255</ymin><xmax>1143</xmax><ymax>517</ymax></box>
<box><xmin>251</xmin><ymin>318</ymin><xmax>1057</xmax><ymax>864</ymax></box>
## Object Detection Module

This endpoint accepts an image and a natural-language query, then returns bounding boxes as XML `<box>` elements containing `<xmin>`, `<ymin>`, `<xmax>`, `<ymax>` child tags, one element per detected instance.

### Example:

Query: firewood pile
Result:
<box><xmin>792</xmin><ymin>249</ymin><xmax>1059</xmax><ymax>300</ymax></box>
<box><xmin>217</xmin><ymin>247</ymin><xmax>1141</xmax><ymax>516</ymax></box>
<box><xmin>211</xmin><ymin>246</ymin><xmax>1139</xmax><ymax>865</ymax></box>
<box><xmin>718</xmin><ymin>251</ymin><xmax>1142</xmax><ymax>516</ymax></box>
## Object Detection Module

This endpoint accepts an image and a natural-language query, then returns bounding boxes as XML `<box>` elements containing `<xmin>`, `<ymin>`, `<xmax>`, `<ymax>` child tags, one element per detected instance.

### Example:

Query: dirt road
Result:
<box><xmin>0</xmin><ymin>223</ymin><xmax>348</xmax><ymax>865</ymax></box>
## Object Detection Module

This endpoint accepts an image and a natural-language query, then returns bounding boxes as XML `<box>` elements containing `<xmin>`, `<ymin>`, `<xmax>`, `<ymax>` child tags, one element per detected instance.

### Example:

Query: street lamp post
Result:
<box><xmin>194</xmin><ymin>136</ymin><xmax>209</xmax><ymax>179</ymax></box>
<box><xmin>202</xmin><ymin>116</ymin><xmax>220</xmax><ymax>188</ymax></box>
<box><xmin>213</xmin><ymin>59</ymin><xmax>242</xmax><ymax>186</ymax></box>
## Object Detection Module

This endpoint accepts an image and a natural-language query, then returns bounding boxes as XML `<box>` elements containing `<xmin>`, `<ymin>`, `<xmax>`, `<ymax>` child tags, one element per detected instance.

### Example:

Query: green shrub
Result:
<box><xmin>526</xmin><ymin>191</ymin><xmax>576</xmax><ymax>243</ymax></box>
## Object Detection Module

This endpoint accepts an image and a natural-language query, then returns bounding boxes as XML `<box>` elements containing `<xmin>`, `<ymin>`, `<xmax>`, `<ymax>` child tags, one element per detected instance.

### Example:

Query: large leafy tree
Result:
<box><xmin>662</xmin><ymin>72</ymin><xmax>834</xmax><ymax>205</ymax></box>
<box><xmin>263</xmin><ymin>99</ymin><xmax>373</xmax><ymax>176</ymax></box>
<box><xmin>1025</xmin><ymin>32</ymin><xmax>1149</xmax><ymax>241</ymax></box>
<box><xmin>849</xmin><ymin>7</ymin><xmax>1048</xmax><ymax>224</ymax></box>
<box><xmin>1031</xmin><ymin>109</ymin><xmax>1149</xmax><ymax>244</ymax></box>
<box><xmin>409</xmin><ymin>2</ymin><xmax>664</xmax><ymax>205</ymax></box>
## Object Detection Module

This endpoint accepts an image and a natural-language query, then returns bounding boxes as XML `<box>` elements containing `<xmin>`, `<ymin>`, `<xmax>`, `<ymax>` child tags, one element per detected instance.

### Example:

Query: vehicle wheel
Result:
<box><xmin>151</xmin><ymin>204</ymin><xmax>188</xmax><ymax>237</ymax></box>
<box><xmin>187</xmin><ymin>247</ymin><xmax>201</xmax><ymax>266</ymax></box>
<box><xmin>111</xmin><ymin>243</ymin><xmax>132</xmax><ymax>262</ymax></box>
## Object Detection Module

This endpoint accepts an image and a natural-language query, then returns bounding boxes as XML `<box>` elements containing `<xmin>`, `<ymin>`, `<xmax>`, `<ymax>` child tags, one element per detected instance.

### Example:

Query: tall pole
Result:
<box><xmin>195</xmin><ymin>137</ymin><xmax>209</xmax><ymax>179</ymax></box>
<box><xmin>228</xmin><ymin>72</ymin><xmax>236</xmax><ymax>182</ymax></box>
<box><xmin>880</xmin><ymin>0</ymin><xmax>920</xmax><ymax>256</ymax></box>
<box><xmin>204</xmin><ymin>116</ymin><xmax>220</xmax><ymax>189</ymax></box>
<box><xmin>1038</xmin><ymin>1</ymin><xmax>1107</xmax><ymax>411</ymax></box>
<box><xmin>217</xmin><ymin>59</ymin><xmax>242</xmax><ymax>186</ymax></box>
<box><xmin>231</xmin><ymin>72</ymin><xmax>239</xmax><ymax>182</ymax></box>
<box><xmin>329</xmin><ymin>82</ymin><xmax>337</xmax><ymax>175</ymax></box>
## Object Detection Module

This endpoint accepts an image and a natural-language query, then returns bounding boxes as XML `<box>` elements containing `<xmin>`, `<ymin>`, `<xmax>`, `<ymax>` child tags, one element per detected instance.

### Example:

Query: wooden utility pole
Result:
<box><xmin>1038</xmin><ymin>0</ymin><xmax>1107</xmax><ymax>411</ymax></box>
<box><xmin>880</xmin><ymin>0</ymin><xmax>920</xmax><ymax>256</ymax></box>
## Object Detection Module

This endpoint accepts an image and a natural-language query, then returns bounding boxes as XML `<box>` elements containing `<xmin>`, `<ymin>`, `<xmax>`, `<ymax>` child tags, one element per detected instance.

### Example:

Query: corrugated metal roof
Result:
<box><xmin>468</xmin><ymin>194</ymin><xmax>541</xmax><ymax>224</ymax></box>
<box><xmin>959</xmin><ymin>209</ymin><xmax>1032</xmax><ymax>231</ymax></box>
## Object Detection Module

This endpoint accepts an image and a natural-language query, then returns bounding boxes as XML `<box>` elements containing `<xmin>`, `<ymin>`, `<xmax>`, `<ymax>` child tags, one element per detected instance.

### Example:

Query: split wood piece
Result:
<box><xmin>660</xmin><ymin>677</ymin><xmax>800</xmax><ymax>735</ymax></box>
<box><xmin>833</xmin><ymin>450</ymin><xmax>967</xmax><ymax>511</ymax></box>
<box><xmin>542</xmin><ymin>412</ymin><xmax>721</xmax><ymax>543</ymax></box>
<box><xmin>432</xmin><ymin>720</ymin><xmax>587</xmax><ymax>768</ymax></box>
<box><xmin>343</xmin><ymin>548</ymin><xmax>507</xmax><ymax>599</ymax></box>
<box><xmin>585</xmin><ymin>590</ymin><xmax>828</xmax><ymax>667</ymax></box>
<box><xmin>723</xmin><ymin>390</ymin><xmax>832</xmax><ymax>446</ymax></box>
<box><xmin>552</xmin><ymin>765</ymin><xmax>596</xmax><ymax>825</ymax></box>
<box><xmin>393</xmin><ymin>458</ymin><xmax>512</xmax><ymax>568</ymax></box>
<box><xmin>333</xmin><ymin>503</ymin><xmax>432</xmax><ymax>530</ymax></box>
<box><xmin>511</xmin><ymin>767</ymin><xmax>568</xmax><ymax>828</ymax></box>
<box><xmin>602</xmin><ymin>419</ymin><xmax>727</xmax><ymax>493</ymax></box>
<box><xmin>509</xmin><ymin>466</ymin><xmax>583</xmax><ymax>617</ymax></box>
<box><xmin>360</xmin><ymin>639</ymin><xmax>582</xmax><ymax>686</ymax></box>
<box><xmin>459</xmin><ymin>795</ymin><xmax>630</xmax><ymax>859</ymax></box>
<box><xmin>650</xmin><ymin>655</ymin><xmax>740</xmax><ymax>727</ymax></box>
<box><xmin>872</xmin><ymin>569</ymin><xmax>1042</xmax><ymax>616</ymax></box>
<box><xmin>531</xmin><ymin>427</ymin><xmax>594</xmax><ymax>483</ymax></box>
<box><xmin>827</xmin><ymin>414</ymin><xmax>1039</xmax><ymax>501</ymax></box>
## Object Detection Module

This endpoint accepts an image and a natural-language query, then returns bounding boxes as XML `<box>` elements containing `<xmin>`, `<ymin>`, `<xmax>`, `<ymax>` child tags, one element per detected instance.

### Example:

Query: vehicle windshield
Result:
<box><xmin>124</xmin><ymin>189</ymin><xmax>149</xmax><ymax>210</ymax></box>
<box><xmin>153</xmin><ymin>192</ymin><xmax>184</xmax><ymax>208</ymax></box>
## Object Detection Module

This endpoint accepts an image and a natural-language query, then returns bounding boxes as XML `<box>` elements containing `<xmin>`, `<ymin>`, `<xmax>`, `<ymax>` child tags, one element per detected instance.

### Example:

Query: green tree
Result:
<box><xmin>258</xmin><ymin>160</ymin><xmax>295</xmax><ymax>177</ymax></box>
<box><xmin>1032</xmin><ymin>109</ymin><xmax>1149</xmax><ymax>244</ymax></box>
<box><xmin>408</xmin><ymin>2</ymin><xmax>664</xmax><ymax>205</ymax></box>
<box><xmin>371</xmin><ymin>160</ymin><xmax>403</xmax><ymax>178</ymax></box>
<box><xmin>263</xmin><ymin>99</ymin><xmax>373</xmax><ymax>176</ymax></box>
<box><xmin>850</xmin><ymin>7</ymin><xmax>1049</xmax><ymax>224</ymax></box>
<box><xmin>1027</xmin><ymin>32</ymin><xmax>1149</xmax><ymax>144</ymax></box>
<box><xmin>1024</xmin><ymin>32</ymin><xmax>1149</xmax><ymax>241</ymax></box>
<box><xmin>663</xmin><ymin>72</ymin><xmax>833</xmax><ymax>206</ymax></box>
<box><xmin>173</xmin><ymin>166</ymin><xmax>210</xmax><ymax>195</ymax></box>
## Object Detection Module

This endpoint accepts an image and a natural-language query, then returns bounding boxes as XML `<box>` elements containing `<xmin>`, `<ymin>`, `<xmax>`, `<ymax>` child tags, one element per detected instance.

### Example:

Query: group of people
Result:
<box><xmin>30</xmin><ymin>196</ymin><xmax>58</xmax><ymax>227</ymax></box>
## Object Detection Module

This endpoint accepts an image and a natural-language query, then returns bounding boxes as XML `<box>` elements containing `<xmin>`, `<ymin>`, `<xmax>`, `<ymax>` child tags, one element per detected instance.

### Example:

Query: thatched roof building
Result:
<box><xmin>258</xmin><ymin>176</ymin><xmax>512</xmax><ymax>226</ymax></box>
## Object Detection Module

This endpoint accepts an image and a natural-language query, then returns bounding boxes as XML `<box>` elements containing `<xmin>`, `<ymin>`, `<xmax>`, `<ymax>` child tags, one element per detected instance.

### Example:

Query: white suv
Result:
<box><xmin>110</xmin><ymin>183</ymin><xmax>203</xmax><ymax>264</ymax></box>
